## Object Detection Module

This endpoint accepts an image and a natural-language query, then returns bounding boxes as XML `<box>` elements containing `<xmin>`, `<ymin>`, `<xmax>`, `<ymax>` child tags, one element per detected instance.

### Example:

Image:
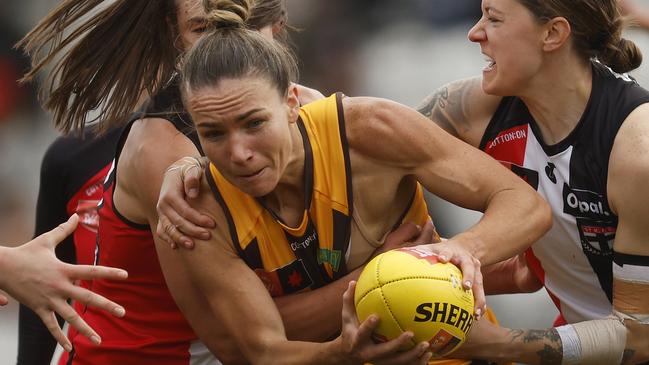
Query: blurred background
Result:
<box><xmin>1</xmin><ymin>0</ymin><xmax>648</xmax><ymax>363</ymax></box>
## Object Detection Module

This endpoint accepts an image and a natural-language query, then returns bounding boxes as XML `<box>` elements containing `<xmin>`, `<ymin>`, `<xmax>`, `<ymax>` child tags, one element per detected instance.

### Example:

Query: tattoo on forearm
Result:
<box><xmin>537</xmin><ymin>344</ymin><xmax>563</xmax><ymax>365</ymax></box>
<box><xmin>508</xmin><ymin>328</ymin><xmax>562</xmax><ymax>365</ymax></box>
<box><xmin>416</xmin><ymin>77</ymin><xmax>481</xmax><ymax>137</ymax></box>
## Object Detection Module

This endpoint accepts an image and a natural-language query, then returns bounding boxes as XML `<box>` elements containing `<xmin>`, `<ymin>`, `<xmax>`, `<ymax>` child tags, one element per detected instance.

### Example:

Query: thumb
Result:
<box><xmin>43</xmin><ymin>214</ymin><xmax>79</xmax><ymax>248</ymax></box>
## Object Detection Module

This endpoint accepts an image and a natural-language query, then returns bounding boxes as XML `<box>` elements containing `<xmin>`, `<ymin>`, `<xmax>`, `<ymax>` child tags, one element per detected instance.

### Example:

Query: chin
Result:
<box><xmin>481</xmin><ymin>78</ymin><xmax>508</xmax><ymax>97</ymax></box>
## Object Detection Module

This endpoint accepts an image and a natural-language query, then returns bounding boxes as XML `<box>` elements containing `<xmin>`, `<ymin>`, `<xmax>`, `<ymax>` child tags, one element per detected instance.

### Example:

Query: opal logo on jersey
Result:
<box><xmin>562</xmin><ymin>184</ymin><xmax>611</xmax><ymax>219</ymax></box>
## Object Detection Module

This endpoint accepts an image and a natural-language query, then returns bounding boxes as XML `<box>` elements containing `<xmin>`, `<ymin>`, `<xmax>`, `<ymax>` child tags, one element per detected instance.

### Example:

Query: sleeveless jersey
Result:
<box><xmin>207</xmin><ymin>92</ymin><xmax>430</xmax><ymax>294</ymax></box>
<box><xmin>480</xmin><ymin>61</ymin><xmax>649</xmax><ymax>324</ymax></box>
<box><xmin>61</xmin><ymin>77</ymin><xmax>218</xmax><ymax>365</ymax></box>
<box><xmin>207</xmin><ymin>93</ymin><xmax>492</xmax><ymax>365</ymax></box>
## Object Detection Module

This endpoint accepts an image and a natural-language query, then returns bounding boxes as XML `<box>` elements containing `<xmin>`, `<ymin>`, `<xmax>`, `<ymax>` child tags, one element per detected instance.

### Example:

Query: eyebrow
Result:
<box><xmin>196</xmin><ymin>108</ymin><xmax>266</xmax><ymax>129</ymax></box>
<box><xmin>485</xmin><ymin>6</ymin><xmax>504</xmax><ymax>16</ymax></box>
<box><xmin>187</xmin><ymin>17</ymin><xmax>206</xmax><ymax>26</ymax></box>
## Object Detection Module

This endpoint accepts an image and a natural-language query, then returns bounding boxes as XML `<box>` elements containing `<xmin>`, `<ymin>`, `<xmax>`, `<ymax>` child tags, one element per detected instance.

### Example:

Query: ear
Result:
<box><xmin>286</xmin><ymin>84</ymin><xmax>300</xmax><ymax>124</ymax></box>
<box><xmin>272</xmin><ymin>20</ymin><xmax>285</xmax><ymax>36</ymax></box>
<box><xmin>542</xmin><ymin>17</ymin><xmax>571</xmax><ymax>52</ymax></box>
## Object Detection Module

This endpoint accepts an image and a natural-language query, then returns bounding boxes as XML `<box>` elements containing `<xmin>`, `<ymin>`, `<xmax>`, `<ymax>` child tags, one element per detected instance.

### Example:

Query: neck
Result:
<box><xmin>520</xmin><ymin>56</ymin><xmax>592</xmax><ymax>145</ymax></box>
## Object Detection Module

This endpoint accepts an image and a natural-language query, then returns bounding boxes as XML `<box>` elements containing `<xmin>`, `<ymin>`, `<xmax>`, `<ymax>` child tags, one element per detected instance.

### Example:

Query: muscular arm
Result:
<box><xmin>608</xmin><ymin>104</ymin><xmax>649</xmax><ymax>364</ymax></box>
<box><xmin>345</xmin><ymin>96</ymin><xmax>551</xmax><ymax>266</ymax></box>
<box><xmin>122</xmin><ymin>120</ymin><xmax>344</xmax><ymax>362</ymax></box>
<box><xmin>416</xmin><ymin>76</ymin><xmax>501</xmax><ymax>147</ymax></box>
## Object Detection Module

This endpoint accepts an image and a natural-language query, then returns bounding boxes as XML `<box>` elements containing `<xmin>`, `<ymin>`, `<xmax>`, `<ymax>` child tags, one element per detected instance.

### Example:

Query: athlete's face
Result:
<box><xmin>188</xmin><ymin>76</ymin><xmax>300</xmax><ymax>197</ymax></box>
<box><xmin>468</xmin><ymin>0</ymin><xmax>546</xmax><ymax>96</ymax></box>
<box><xmin>176</xmin><ymin>0</ymin><xmax>207</xmax><ymax>51</ymax></box>
<box><xmin>175</xmin><ymin>0</ymin><xmax>280</xmax><ymax>52</ymax></box>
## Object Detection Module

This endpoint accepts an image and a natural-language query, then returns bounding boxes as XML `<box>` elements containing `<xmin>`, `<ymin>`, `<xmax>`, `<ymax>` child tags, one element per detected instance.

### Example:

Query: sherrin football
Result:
<box><xmin>354</xmin><ymin>247</ymin><xmax>474</xmax><ymax>356</ymax></box>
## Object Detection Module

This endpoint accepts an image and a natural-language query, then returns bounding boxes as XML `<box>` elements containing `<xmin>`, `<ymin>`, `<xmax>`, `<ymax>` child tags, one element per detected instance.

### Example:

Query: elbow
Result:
<box><xmin>534</xmin><ymin>196</ymin><xmax>553</xmax><ymax>238</ymax></box>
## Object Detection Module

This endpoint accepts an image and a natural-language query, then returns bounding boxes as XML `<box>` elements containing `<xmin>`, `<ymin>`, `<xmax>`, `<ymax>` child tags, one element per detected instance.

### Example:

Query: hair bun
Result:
<box><xmin>203</xmin><ymin>0</ymin><xmax>251</xmax><ymax>29</ymax></box>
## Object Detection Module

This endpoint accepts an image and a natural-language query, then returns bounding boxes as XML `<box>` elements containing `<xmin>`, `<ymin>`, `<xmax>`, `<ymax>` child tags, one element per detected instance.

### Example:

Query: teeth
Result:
<box><xmin>483</xmin><ymin>55</ymin><xmax>495</xmax><ymax>67</ymax></box>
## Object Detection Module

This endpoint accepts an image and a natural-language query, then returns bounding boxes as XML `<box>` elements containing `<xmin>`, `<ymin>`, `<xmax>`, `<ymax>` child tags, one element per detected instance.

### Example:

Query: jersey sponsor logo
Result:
<box><xmin>75</xmin><ymin>199</ymin><xmax>101</xmax><ymax>233</ymax></box>
<box><xmin>84</xmin><ymin>181</ymin><xmax>102</xmax><ymax>197</ymax></box>
<box><xmin>562</xmin><ymin>183</ymin><xmax>612</xmax><ymax>220</ymax></box>
<box><xmin>317</xmin><ymin>248</ymin><xmax>342</xmax><ymax>272</ymax></box>
<box><xmin>576</xmin><ymin>218</ymin><xmax>616</xmax><ymax>257</ymax></box>
<box><xmin>288</xmin><ymin>231</ymin><xmax>317</xmax><ymax>251</ymax></box>
<box><xmin>487</xmin><ymin>129</ymin><xmax>527</xmax><ymax>149</ymax></box>
<box><xmin>545</xmin><ymin>162</ymin><xmax>557</xmax><ymax>184</ymax></box>
<box><xmin>414</xmin><ymin>302</ymin><xmax>474</xmax><ymax>333</ymax></box>
<box><xmin>483</xmin><ymin>125</ymin><xmax>529</xmax><ymax>166</ymax></box>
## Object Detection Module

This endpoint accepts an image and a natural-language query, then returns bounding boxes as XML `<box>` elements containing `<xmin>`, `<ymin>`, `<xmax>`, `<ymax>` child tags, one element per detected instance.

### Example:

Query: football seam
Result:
<box><xmin>375</xmin><ymin>256</ymin><xmax>418</xmax><ymax>348</ymax></box>
<box><xmin>355</xmin><ymin>275</ymin><xmax>454</xmax><ymax>300</ymax></box>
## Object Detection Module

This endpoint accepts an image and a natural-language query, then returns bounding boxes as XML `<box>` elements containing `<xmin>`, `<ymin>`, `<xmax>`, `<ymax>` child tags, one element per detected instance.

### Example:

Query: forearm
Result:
<box><xmin>459</xmin><ymin>320</ymin><xmax>562</xmax><ymax>364</ymax></box>
<box><xmin>251</xmin><ymin>337</ymin><xmax>351</xmax><ymax>365</ymax></box>
<box><xmin>457</xmin><ymin>188</ymin><xmax>551</xmax><ymax>266</ymax></box>
<box><xmin>276</xmin><ymin>267</ymin><xmax>361</xmax><ymax>341</ymax></box>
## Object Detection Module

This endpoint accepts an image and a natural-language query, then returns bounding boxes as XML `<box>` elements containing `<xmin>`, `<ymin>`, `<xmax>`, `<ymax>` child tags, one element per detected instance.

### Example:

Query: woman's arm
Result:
<box><xmin>607</xmin><ymin>104</ymin><xmax>649</xmax><ymax>364</ymax></box>
<box><xmin>416</xmin><ymin>76</ymin><xmax>502</xmax><ymax>147</ymax></box>
<box><xmin>157</xmin><ymin>182</ymin><xmax>430</xmax><ymax>364</ymax></box>
<box><xmin>343</xmin><ymin>96</ymin><xmax>552</xmax><ymax>316</ymax></box>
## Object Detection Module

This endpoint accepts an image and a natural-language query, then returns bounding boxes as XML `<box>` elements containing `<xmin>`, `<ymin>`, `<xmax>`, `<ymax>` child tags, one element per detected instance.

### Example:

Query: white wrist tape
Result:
<box><xmin>556</xmin><ymin>317</ymin><xmax>626</xmax><ymax>365</ymax></box>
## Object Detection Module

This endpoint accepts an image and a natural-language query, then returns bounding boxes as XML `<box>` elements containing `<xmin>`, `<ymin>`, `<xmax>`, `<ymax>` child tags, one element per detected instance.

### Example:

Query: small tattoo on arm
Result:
<box><xmin>416</xmin><ymin>77</ymin><xmax>481</xmax><ymax>137</ymax></box>
<box><xmin>508</xmin><ymin>328</ymin><xmax>562</xmax><ymax>365</ymax></box>
<box><xmin>537</xmin><ymin>344</ymin><xmax>563</xmax><ymax>365</ymax></box>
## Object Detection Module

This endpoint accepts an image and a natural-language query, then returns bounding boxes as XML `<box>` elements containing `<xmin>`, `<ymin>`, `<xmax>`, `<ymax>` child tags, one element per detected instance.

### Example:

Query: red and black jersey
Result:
<box><xmin>61</xmin><ymin>77</ymin><xmax>217</xmax><ymax>365</ymax></box>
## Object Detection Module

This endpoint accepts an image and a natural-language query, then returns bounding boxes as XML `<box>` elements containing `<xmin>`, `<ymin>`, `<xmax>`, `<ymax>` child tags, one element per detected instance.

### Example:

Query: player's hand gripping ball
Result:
<box><xmin>354</xmin><ymin>247</ymin><xmax>474</xmax><ymax>357</ymax></box>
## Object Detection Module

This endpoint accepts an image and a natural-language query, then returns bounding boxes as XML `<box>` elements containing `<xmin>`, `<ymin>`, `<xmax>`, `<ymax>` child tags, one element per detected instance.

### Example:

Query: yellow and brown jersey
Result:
<box><xmin>206</xmin><ymin>93</ymin><xmax>429</xmax><ymax>297</ymax></box>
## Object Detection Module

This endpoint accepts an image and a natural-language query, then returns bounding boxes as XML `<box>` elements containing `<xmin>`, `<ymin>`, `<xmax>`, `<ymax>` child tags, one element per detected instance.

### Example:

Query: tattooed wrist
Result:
<box><xmin>508</xmin><ymin>328</ymin><xmax>562</xmax><ymax>365</ymax></box>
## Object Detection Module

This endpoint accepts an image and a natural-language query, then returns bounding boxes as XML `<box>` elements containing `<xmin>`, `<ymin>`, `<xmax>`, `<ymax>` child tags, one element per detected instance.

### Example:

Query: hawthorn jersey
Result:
<box><xmin>206</xmin><ymin>92</ymin><xmax>430</xmax><ymax>295</ymax></box>
<box><xmin>61</xmin><ymin>77</ymin><xmax>218</xmax><ymax>365</ymax></box>
<box><xmin>480</xmin><ymin>61</ymin><xmax>649</xmax><ymax>324</ymax></box>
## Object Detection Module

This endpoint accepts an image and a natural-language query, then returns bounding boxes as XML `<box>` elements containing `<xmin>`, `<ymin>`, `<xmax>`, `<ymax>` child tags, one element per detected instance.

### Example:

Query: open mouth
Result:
<box><xmin>238</xmin><ymin>167</ymin><xmax>265</xmax><ymax>181</ymax></box>
<box><xmin>483</xmin><ymin>54</ymin><xmax>496</xmax><ymax>72</ymax></box>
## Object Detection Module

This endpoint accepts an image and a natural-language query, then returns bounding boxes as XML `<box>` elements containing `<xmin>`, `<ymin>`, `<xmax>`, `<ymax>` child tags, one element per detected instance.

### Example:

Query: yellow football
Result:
<box><xmin>354</xmin><ymin>247</ymin><xmax>474</xmax><ymax>357</ymax></box>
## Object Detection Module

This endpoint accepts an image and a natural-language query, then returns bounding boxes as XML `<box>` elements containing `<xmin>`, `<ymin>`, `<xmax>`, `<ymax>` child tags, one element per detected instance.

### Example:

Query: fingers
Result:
<box><xmin>0</xmin><ymin>293</ymin><xmax>7</xmax><ymax>306</ymax></box>
<box><xmin>65</xmin><ymin>263</ymin><xmax>128</xmax><ymax>281</ymax></box>
<box><xmin>182</xmin><ymin>163</ymin><xmax>203</xmax><ymax>198</ymax></box>
<box><xmin>374</xmin><ymin>340</ymin><xmax>430</xmax><ymax>365</ymax></box>
<box><xmin>43</xmin><ymin>214</ymin><xmax>79</xmax><ymax>249</ymax></box>
<box><xmin>37</xmin><ymin>308</ymin><xmax>73</xmax><ymax>352</ymax></box>
<box><xmin>412</xmin><ymin>220</ymin><xmax>436</xmax><ymax>245</ymax></box>
<box><xmin>61</xmin><ymin>282</ymin><xmax>126</xmax><ymax>318</ymax></box>
<box><xmin>472</xmin><ymin>268</ymin><xmax>487</xmax><ymax>318</ymax></box>
<box><xmin>341</xmin><ymin>281</ymin><xmax>358</xmax><ymax>325</ymax></box>
<box><xmin>165</xmin><ymin>208</ymin><xmax>210</xmax><ymax>245</ymax></box>
<box><xmin>52</xmin><ymin>300</ymin><xmax>102</xmax><ymax>347</ymax></box>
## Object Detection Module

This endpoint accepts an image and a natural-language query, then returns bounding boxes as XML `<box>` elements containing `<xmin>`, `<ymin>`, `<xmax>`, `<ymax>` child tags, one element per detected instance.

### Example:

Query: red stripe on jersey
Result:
<box><xmin>483</xmin><ymin>125</ymin><xmax>528</xmax><ymax>166</ymax></box>
<box><xmin>525</xmin><ymin>248</ymin><xmax>566</xmax><ymax>326</ymax></box>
